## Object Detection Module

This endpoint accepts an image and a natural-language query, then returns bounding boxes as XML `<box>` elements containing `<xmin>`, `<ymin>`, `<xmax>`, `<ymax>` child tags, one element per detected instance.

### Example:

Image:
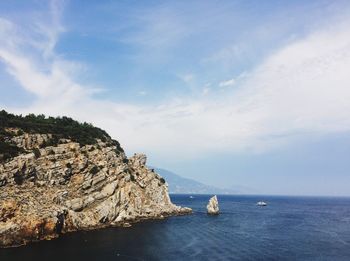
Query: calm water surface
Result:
<box><xmin>1</xmin><ymin>195</ymin><xmax>350</xmax><ymax>260</ymax></box>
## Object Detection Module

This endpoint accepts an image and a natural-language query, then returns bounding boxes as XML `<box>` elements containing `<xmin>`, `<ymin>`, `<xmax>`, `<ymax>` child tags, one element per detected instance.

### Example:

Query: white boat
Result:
<box><xmin>257</xmin><ymin>201</ymin><xmax>267</xmax><ymax>206</ymax></box>
<box><xmin>189</xmin><ymin>196</ymin><xmax>194</xmax><ymax>199</ymax></box>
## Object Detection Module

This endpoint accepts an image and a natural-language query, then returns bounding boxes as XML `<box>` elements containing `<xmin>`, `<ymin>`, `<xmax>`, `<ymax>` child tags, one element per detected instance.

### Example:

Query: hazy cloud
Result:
<box><xmin>219</xmin><ymin>78</ymin><xmax>236</xmax><ymax>88</ymax></box>
<box><xmin>1</xmin><ymin>1</ymin><xmax>350</xmax><ymax>163</ymax></box>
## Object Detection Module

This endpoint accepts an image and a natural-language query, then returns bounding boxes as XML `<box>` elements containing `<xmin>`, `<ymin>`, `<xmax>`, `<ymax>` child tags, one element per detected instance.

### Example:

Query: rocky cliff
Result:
<box><xmin>0</xmin><ymin>111</ymin><xmax>191</xmax><ymax>247</ymax></box>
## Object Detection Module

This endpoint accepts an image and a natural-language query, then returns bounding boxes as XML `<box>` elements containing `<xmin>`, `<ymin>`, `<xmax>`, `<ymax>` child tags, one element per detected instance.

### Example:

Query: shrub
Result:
<box><xmin>0</xmin><ymin>110</ymin><xmax>119</xmax><ymax>147</ymax></box>
<box><xmin>0</xmin><ymin>142</ymin><xmax>23</xmax><ymax>160</ymax></box>
<box><xmin>0</xmin><ymin>109</ymin><xmax>125</xmax><ymax>162</ymax></box>
<box><xmin>33</xmin><ymin>148</ymin><xmax>41</xmax><ymax>158</ymax></box>
<box><xmin>89</xmin><ymin>166</ymin><xmax>100</xmax><ymax>175</ymax></box>
<box><xmin>13</xmin><ymin>170</ymin><xmax>23</xmax><ymax>185</ymax></box>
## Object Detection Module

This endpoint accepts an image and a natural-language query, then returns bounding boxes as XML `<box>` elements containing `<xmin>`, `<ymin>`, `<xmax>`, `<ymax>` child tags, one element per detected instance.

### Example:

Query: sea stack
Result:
<box><xmin>206</xmin><ymin>195</ymin><xmax>219</xmax><ymax>215</ymax></box>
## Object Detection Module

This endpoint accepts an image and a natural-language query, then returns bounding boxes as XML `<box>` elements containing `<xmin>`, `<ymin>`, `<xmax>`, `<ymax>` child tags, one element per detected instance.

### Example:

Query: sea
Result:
<box><xmin>1</xmin><ymin>194</ymin><xmax>350</xmax><ymax>261</ymax></box>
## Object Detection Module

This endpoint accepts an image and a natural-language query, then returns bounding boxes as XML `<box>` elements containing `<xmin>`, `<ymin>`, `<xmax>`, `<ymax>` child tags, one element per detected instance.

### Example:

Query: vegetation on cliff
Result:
<box><xmin>0</xmin><ymin>110</ymin><xmax>123</xmax><ymax>161</ymax></box>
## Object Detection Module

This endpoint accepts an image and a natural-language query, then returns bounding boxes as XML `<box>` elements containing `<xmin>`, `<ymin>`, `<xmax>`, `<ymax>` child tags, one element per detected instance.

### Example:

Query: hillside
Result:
<box><xmin>154</xmin><ymin>168</ymin><xmax>238</xmax><ymax>195</ymax></box>
<box><xmin>0</xmin><ymin>110</ymin><xmax>123</xmax><ymax>162</ymax></box>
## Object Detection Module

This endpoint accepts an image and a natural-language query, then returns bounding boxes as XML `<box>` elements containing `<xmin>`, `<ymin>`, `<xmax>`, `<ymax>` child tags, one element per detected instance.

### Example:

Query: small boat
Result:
<box><xmin>257</xmin><ymin>201</ymin><xmax>267</xmax><ymax>206</ymax></box>
<box><xmin>189</xmin><ymin>196</ymin><xmax>194</xmax><ymax>199</ymax></box>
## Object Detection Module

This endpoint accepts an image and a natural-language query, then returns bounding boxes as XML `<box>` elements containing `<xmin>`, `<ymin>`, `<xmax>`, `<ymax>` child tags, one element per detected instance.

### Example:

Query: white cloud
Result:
<box><xmin>120</xmin><ymin>3</ymin><xmax>189</xmax><ymax>49</ymax></box>
<box><xmin>178</xmin><ymin>73</ymin><xmax>194</xmax><ymax>84</ymax></box>
<box><xmin>219</xmin><ymin>78</ymin><xmax>235</xmax><ymax>88</ymax></box>
<box><xmin>138</xmin><ymin>91</ymin><xmax>147</xmax><ymax>96</ymax></box>
<box><xmin>240</xmin><ymin>22</ymin><xmax>350</xmax><ymax>136</ymax></box>
<box><xmin>202</xmin><ymin>87</ymin><xmax>210</xmax><ymax>95</ymax></box>
<box><xmin>1</xmin><ymin>2</ymin><xmax>350</xmax><ymax>162</ymax></box>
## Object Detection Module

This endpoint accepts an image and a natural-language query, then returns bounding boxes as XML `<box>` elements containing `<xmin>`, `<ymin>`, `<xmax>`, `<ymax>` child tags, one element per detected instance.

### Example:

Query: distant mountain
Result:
<box><xmin>154</xmin><ymin>168</ymin><xmax>237</xmax><ymax>195</ymax></box>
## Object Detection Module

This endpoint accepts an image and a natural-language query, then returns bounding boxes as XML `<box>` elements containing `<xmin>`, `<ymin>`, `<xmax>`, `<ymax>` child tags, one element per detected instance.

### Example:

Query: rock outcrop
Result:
<box><xmin>0</xmin><ymin>131</ymin><xmax>191</xmax><ymax>247</ymax></box>
<box><xmin>206</xmin><ymin>195</ymin><xmax>219</xmax><ymax>215</ymax></box>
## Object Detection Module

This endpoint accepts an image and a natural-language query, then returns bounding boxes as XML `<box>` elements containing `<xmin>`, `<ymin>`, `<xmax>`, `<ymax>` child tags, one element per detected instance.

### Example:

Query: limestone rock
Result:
<box><xmin>0</xmin><ymin>132</ymin><xmax>192</xmax><ymax>247</ymax></box>
<box><xmin>206</xmin><ymin>195</ymin><xmax>219</xmax><ymax>215</ymax></box>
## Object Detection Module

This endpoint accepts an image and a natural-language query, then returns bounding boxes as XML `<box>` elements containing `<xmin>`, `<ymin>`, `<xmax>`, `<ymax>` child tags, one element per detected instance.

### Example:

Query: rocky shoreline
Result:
<box><xmin>0</xmin><ymin>131</ymin><xmax>191</xmax><ymax>248</ymax></box>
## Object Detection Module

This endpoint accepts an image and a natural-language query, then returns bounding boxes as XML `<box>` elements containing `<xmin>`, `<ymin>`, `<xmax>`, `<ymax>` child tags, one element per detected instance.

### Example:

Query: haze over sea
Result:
<box><xmin>1</xmin><ymin>194</ymin><xmax>350</xmax><ymax>261</ymax></box>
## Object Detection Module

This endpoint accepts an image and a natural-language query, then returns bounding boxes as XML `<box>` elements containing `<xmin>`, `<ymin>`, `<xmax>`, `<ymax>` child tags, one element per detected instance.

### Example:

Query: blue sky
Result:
<box><xmin>1</xmin><ymin>0</ymin><xmax>350</xmax><ymax>196</ymax></box>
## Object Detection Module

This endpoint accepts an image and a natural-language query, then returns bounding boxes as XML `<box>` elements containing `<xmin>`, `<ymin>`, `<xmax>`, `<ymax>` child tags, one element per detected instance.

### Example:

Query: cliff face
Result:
<box><xmin>0</xmin><ymin>130</ymin><xmax>191</xmax><ymax>247</ymax></box>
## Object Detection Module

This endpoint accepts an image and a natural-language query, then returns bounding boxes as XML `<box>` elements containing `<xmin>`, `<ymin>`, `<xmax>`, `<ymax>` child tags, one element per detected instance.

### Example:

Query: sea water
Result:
<box><xmin>1</xmin><ymin>195</ymin><xmax>350</xmax><ymax>260</ymax></box>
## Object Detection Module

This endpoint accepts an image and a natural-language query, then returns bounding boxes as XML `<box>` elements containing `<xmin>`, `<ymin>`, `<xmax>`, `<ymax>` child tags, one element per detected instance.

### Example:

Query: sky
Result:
<box><xmin>1</xmin><ymin>0</ymin><xmax>350</xmax><ymax>196</ymax></box>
